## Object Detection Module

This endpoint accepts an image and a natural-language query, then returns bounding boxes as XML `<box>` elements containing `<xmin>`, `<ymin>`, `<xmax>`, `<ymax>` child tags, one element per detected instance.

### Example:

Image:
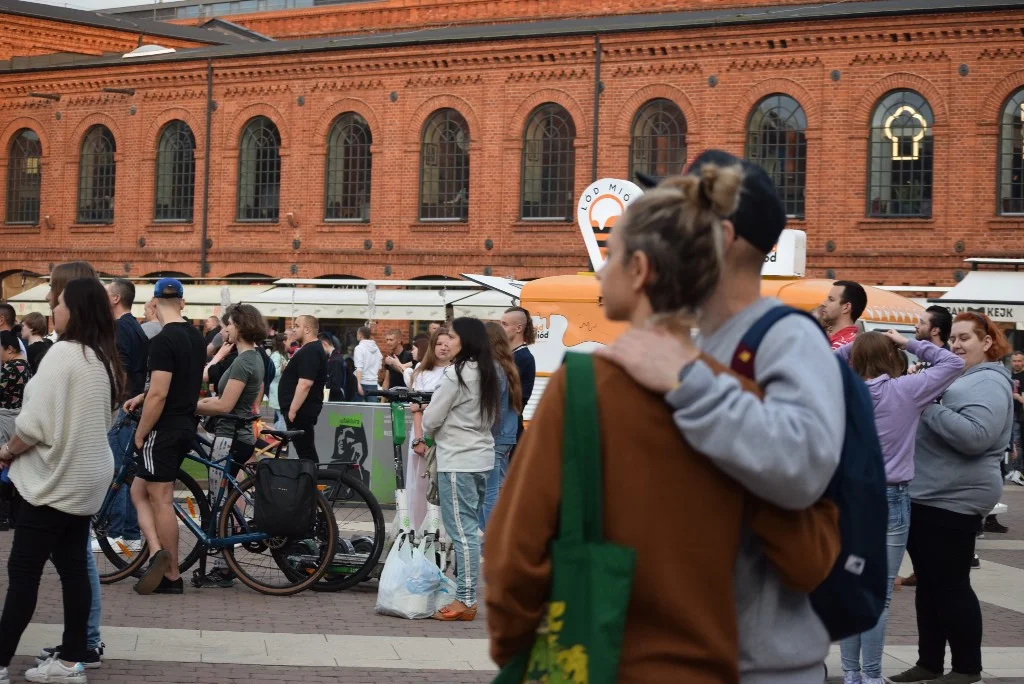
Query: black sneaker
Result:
<box><xmin>971</xmin><ymin>554</ymin><xmax>981</xmax><ymax>569</ymax></box>
<box><xmin>192</xmin><ymin>567</ymin><xmax>235</xmax><ymax>588</ymax></box>
<box><xmin>133</xmin><ymin>549</ymin><xmax>171</xmax><ymax>595</ymax></box>
<box><xmin>983</xmin><ymin>515</ymin><xmax>1009</xmax><ymax>534</ymax></box>
<box><xmin>37</xmin><ymin>642</ymin><xmax>103</xmax><ymax>669</ymax></box>
<box><xmin>153</xmin><ymin>576</ymin><xmax>184</xmax><ymax>594</ymax></box>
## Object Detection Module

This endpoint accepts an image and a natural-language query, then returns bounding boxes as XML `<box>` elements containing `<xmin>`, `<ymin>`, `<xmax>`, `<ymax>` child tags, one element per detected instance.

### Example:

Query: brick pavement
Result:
<box><xmin>0</xmin><ymin>488</ymin><xmax>1021</xmax><ymax>682</ymax></box>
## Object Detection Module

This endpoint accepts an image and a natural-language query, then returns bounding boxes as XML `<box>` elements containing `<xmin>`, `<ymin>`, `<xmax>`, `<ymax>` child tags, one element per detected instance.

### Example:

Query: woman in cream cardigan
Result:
<box><xmin>0</xmin><ymin>277</ymin><xmax>122</xmax><ymax>684</ymax></box>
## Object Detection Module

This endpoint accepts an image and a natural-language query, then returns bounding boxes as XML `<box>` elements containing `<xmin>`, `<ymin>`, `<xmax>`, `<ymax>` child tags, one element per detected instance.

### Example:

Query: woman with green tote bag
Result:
<box><xmin>484</xmin><ymin>164</ymin><xmax>842</xmax><ymax>683</ymax></box>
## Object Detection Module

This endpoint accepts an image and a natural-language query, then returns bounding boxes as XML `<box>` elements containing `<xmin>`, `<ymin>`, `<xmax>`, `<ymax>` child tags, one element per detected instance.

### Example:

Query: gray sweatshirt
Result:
<box><xmin>911</xmin><ymin>361</ymin><xmax>1012</xmax><ymax>516</ymax></box>
<box><xmin>666</xmin><ymin>297</ymin><xmax>844</xmax><ymax>684</ymax></box>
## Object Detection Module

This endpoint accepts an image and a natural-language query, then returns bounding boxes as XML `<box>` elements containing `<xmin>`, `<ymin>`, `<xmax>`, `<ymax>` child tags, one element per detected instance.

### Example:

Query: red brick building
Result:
<box><xmin>2</xmin><ymin>0</ymin><xmax>1024</xmax><ymax>296</ymax></box>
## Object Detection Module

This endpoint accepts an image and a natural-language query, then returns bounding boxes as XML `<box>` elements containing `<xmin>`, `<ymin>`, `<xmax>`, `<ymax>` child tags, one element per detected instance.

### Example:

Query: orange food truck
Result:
<box><xmin>466</xmin><ymin>228</ymin><xmax>925</xmax><ymax>421</ymax></box>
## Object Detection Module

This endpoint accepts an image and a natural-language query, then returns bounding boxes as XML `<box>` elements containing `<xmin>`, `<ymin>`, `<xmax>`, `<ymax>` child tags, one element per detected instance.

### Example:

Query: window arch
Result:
<box><xmin>237</xmin><ymin>116</ymin><xmax>281</xmax><ymax>222</ymax></box>
<box><xmin>746</xmin><ymin>94</ymin><xmax>807</xmax><ymax>218</ymax></box>
<box><xmin>521</xmin><ymin>103</ymin><xmax>576</xmax><ymax>221</ymax></box>
<box><xmin>325</xmin><ymin>113</ymin><xmax>372</xmax><ymax>221</ymax></box>
<box><xmin>76</xmin><ymin>125</ymin><xmax>116</xmax><ymax>224</ymax></box>
<box><xmin>5</xmin><ymin>129</ymin><xmax>42</xmax><ymax>225</ymax></box>
<box><xmin>419</xmin><ymin>109</ymin><xmax>469</xmax><ymax>221</ymax></box>
<box><xmin>154</xmin><ymin>120</ymin><xmax>195</xmax><ymax>222</ymax></box>
<box><xmin>868</xmin><ymin>90</ymin><xmax>934</xmax><ymax>218</ymax></box>
<box><xmin>998</xmin><ymin>88</ymin><xmax>1024</xmax><ymax>215</ymax></box>
<box><xmin>629</xmin><ymin>98</ymin><xmax>687</xmax><ymax>179</ymax></box>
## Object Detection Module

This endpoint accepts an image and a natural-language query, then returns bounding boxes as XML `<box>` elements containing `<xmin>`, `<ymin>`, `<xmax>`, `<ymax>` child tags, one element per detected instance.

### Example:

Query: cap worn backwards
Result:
<box><xmin>153</xmin><ymin>277</ymin><xmax>184</xmax><ymax>300</ymax></box>
<box><xmin>635</xmin><ymin>149</ymin><xmax>787</xmax><ymax>255</ymax></box>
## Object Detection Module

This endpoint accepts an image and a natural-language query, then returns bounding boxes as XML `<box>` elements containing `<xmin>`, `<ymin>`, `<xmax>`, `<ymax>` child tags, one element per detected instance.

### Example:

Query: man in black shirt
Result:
<box><xmin>105</xmin><ymin>278</ymin><xmax>149</xmax><ymax>547</ymax></box>
<box><xmin>203</xmin><ymin>316</ymin><xmax>221</xmax><ymax>347</ymax></box>
<box><xmin>501</xmin><ymin>306</ymin><xmax>536</xmax><ymax>440</ymax></box>
<box><xmin>124</xmin><ymin>279</ymin><xmax>206</xmax><ymax>596</ymax></box>
<box><xmin>278</xmin><ymin>315</ymin><xmax>327</xmax><ymax>462</ymax></box>
<box><xmin>320</xmin><ymin>332</ymin><xmax>347</xmax><ymax>402</ymax></box>
<box><xmin>382</xmin><ymin>328</ymin><xmax>413</xmax><ymax>389</ymax></box>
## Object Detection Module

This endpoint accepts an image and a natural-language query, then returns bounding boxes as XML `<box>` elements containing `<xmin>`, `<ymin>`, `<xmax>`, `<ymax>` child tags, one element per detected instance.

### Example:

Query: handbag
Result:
<box><xmin>493</xmin><ymin>352</ymin><xmax>636</xmax><ymax>684</ymax></box>
<box><xmin>423</xmin><ymin>443</ymin><xmax>439</xmax><ymax>506</ymax></box>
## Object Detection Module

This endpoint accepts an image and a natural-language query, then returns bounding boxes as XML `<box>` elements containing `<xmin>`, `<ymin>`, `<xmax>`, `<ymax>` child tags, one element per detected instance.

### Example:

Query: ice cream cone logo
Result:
<box><xmin>577</xmin><ymin>178</ymin><xmax>644</xmax><ymax>269</ymax></box>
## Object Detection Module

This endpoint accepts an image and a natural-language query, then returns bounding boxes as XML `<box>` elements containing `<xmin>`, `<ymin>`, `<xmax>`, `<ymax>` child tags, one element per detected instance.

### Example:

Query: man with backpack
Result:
<box><xmin>602</xmin><ymin>150</ymin><xmax>857</xmax><ymax>684</ymax></box>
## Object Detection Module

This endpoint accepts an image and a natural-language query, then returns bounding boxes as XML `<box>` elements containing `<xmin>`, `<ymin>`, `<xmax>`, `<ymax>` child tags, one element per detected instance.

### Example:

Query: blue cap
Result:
<box><xmin>153</xmin><ymin>278</ymin><xmax>184</xmax><ymax>299</ymax></box>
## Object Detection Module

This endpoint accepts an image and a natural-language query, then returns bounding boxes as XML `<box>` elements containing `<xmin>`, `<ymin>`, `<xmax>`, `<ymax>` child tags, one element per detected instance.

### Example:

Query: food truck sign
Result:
<box><xmin>577</xmin><ymin>178</ymin><xmax>644</xmax><ymax>269</ymax></box>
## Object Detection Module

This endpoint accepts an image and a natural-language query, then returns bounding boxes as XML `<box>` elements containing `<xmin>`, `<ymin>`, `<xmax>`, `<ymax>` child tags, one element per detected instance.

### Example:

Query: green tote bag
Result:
<box><xmin>493</xmin><ymin>351</ymin><xmax>636</xmax><ymax>684</ymax></box>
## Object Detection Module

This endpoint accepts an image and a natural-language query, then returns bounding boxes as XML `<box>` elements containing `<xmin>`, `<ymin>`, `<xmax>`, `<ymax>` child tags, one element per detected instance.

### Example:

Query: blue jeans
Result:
<box><xmin>840</xmin><ymin>483</ymin><xmax>911</xmax><ymax>678</ymax></box>
<box><xmin>106</xmin><ymin>412</ymin><xmax>140</xmax><ymax>540</ymax></box>
<box><xmin>358</xmin><ymin>384</ymin><xmax>378</xmax><ymax>402</ymax></box>
<box><xmin>438</xmin><ymin>471</ymin><xmax>488</xmax><ymax>607</ymax></box>
<box><xmin>1012</xmin><ymin>421</ymin><xmax>1022</xmax><ymax>472</ymax></box>
<box><xmin>86</xmin><ymin>534</ymin><xmax>101</xmax><ymax>650</ymax></box>
<box><xmin>479</xmin><ymin>445</ymin><xmax>512</xmax><ymax>532</ymax></box>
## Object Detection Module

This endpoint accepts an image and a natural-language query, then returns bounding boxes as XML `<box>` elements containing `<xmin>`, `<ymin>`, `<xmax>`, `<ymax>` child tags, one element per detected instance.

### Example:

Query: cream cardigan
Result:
<box><xmin>12</xmin><ymin>341</ymin><xmax>115</xmax><ymax>516</ymax></box>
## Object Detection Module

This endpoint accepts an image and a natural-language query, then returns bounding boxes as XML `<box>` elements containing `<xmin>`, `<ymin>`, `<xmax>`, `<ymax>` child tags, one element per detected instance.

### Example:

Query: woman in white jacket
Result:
<box><xmin>422</xmin><ymin>317</ymin><xmax>499</xmax><ymax>621</ymax></box>
<box><xmin>0</xmin><ymin>277</ymin><xmax>121</xmax><ymax>683</ymax></box>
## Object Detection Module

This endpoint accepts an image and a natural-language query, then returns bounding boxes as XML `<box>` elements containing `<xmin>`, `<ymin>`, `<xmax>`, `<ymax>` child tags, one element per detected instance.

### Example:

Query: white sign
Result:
<box><xmin>761</xmin><ymin>229</ymin><xmax>807</xmax><ymax>278</ymax></box>
<box><xmin>940</xmin><ymin>303</ymin><xmax>1024</xmax><ymax>326</ymax></box>
<box><xmin>576</xmin><ymin>178</ymin><xmax>643</xmax><ymax>269</ymax></box>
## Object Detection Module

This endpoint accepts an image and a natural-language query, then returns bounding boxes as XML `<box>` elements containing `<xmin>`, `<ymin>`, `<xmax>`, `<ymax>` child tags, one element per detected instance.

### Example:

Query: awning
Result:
<box><xmin>8</xmin><ymin>283</ymin><xmax>273</xmax><ymax>319</ymax></box>
<box><xmin>242</xmin><ymin>286</ymin><xmax>517</xmax><ymax>321</ymax></box>
<box><xmin>930</xmin><ymin>271</ymin><xmax>1024</xmax><ymax>328</ymax></box>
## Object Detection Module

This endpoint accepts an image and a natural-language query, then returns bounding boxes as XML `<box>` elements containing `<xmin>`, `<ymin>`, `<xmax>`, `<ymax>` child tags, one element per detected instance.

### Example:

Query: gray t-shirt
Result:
<box><xmin>215</xmin><ymin>349</ymin><xmax>264</xmax><ymax>445</ymax></box>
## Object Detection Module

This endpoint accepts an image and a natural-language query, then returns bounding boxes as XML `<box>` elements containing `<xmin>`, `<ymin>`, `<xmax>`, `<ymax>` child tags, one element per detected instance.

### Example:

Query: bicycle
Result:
<box><xmin>92</xmin><ymin>412</ymin><xmax>338</xmax><ymax>596</ymax></box>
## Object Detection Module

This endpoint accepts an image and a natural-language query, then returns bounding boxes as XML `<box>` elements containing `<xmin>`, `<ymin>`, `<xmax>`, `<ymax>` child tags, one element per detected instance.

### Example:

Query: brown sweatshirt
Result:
<box><xmin>484</xmin><ymin>355</ymin><xmax>840</xmax><ymax>684</ymax></box>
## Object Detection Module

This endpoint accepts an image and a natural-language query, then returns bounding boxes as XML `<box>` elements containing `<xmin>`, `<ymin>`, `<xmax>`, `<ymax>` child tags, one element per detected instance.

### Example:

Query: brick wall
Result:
<box><xmin>172</xmin><ymin>0</ymin><xmax>871</xmax><ymax>41</ymax></box>
<box><xmin>1</xmin><ymin>7</ymin><xmax>1024</xmax><ymax>288</ymax></box>
<box><xmin>0</xmin><ymin>14</ymin><xmax>206</xmax><ymax>61</ymax></box>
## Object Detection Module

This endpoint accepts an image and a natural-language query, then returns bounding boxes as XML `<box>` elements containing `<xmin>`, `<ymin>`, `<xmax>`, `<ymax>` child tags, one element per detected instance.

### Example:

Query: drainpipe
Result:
<box><xmin>200</xmin><ymin>59</ymin><xmax>213</xmax><ymax>277</ymax></box>
<box><xmin>591</xmin><ymin>35</ymin><xmax>602</xmax><ymax>182</ymax></box>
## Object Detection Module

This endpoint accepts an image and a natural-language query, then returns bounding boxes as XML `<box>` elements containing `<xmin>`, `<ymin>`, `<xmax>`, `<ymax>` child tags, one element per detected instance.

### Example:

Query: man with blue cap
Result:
<box><xmin>124</xmin><ymin>278</ymin><xmax>206</xmax><ymax>596</ymax></box>
<box><xmin>601</xmin><ymin>150</ymin><xmax>845</xmax><ymax>684</ymax></box>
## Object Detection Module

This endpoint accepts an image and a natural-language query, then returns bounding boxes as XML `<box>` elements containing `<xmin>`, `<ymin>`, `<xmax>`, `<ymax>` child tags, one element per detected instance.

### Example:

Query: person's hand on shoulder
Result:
<box><xmin>596</xmin><ymin>326</ymin><xmax>699</xmax><ymax>394</ymax></box>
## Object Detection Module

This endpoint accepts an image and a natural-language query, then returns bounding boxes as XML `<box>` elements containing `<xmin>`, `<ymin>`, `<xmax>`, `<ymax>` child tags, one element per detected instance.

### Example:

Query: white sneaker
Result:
<box><xmin>863</xmin><ymin>677</ymin><xmax>885</xmax><ymax>684</ymax></box>
<box><xmin>843</xmin><ymin>672</ymin><xmax>862</xmax><ymax>684</ymax></box>
<box><xmin>25</xmin><ymin>657</ymin><xmax>86</xmax><ymax>683</ymax></box>
<box><xmin>110</xmin><ymin>537</ymin><xmax>143</xmax><ymax>553</ymax></box>
<box><xmin>0</xmin><ymin>665</ymin><xmax>9</xmax><ymax>683</ymax></box>
<box><xmin>1010</xmin><ymin>470</ymin><xmax>1024</xmax><ymax>487</ymax></box>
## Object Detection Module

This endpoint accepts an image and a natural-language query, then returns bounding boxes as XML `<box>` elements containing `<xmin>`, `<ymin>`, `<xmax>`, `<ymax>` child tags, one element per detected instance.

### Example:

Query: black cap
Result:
<box><xmin>635</xmin><ymin>149</ymin><xmax>787</xmax><ymax>255</ymax></box>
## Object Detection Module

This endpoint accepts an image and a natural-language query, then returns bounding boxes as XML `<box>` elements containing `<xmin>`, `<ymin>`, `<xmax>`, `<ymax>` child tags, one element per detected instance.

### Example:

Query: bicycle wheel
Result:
<box><xmin>217</xmin><ymin>477</ymin><xmax>336</xmax><ymax>596</ymax></box>
<box><xmin>94</xmin><ymin>470</ymin><xmax>210</xmax><ymax>584</ymax></box>
<box><xmin>306</xmin><ymin>468</ymin><xmax>385</xmax><ymax>592</ymax></box>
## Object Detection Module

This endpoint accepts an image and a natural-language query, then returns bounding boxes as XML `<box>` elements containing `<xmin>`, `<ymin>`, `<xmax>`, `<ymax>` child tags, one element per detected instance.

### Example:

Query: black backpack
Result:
<box><xmin>731</xmin><ymin>305</ymin><xmax>888</xmax><ymax>641</ymax></box>
<box><xmin>253</xmin><ymin>459</ymin><xmax>318</xmax><ymax>538</ymax></box>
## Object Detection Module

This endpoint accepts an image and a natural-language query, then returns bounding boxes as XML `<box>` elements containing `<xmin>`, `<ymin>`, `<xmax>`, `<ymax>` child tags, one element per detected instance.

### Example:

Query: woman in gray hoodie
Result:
<box><xmin>890</xmin><ymin>312</ymin><xmax>1013</xmax><ymax>684</ymax></box>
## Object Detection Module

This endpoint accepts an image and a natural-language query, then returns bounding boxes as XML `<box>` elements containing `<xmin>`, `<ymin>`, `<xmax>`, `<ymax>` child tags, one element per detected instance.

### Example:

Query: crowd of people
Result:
<box><xmin>0</xmin><ymin>150</ymin><xmax>1021</xmax><ymax>683</ymax></box>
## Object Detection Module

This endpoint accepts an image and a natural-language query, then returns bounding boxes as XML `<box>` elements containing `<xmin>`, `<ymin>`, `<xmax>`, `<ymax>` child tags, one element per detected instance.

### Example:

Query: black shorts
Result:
<box><xmin>135</xmin><ymin>428</ymin><xmax>193</xmax><ymax>483</ymax></box>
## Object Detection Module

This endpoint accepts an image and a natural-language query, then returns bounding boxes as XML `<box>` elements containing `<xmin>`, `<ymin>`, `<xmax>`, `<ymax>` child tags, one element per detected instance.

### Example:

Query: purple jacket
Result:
<box><xmin>836</xmin><ymin>339</ymin><xmax>963</xmax><ymax>484</ymax></box>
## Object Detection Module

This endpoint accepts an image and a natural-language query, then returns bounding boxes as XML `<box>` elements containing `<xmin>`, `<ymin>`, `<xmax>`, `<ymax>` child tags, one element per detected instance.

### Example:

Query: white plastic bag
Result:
<box><xmin>375</xmin><ymin>534</ymin><xmax>443</xmax><ymax>619</ymax></box>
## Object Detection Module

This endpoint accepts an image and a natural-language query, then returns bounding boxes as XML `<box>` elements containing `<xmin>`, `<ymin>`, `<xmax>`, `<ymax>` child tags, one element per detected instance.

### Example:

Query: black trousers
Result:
<box><xmin>285</xmin><ymin>417</ymin><xmax>319</xmax><ymax>463</ymax></box>
<box><xmin>0</xmin><ymin>495</ymin><xmax>92</xmax><ymax>666</ymax></box>
<box><xmin>906</xmin><ymin>502</ymin><xmax>984</xmax><ymax>675</ymax></box>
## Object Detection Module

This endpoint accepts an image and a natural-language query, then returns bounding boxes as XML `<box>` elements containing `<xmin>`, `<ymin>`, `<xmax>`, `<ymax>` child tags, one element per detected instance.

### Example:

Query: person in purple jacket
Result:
<box><xmin>835</xmin><ymin>329</ymin><xmax>963</xmax><ymax>684</ymax></box>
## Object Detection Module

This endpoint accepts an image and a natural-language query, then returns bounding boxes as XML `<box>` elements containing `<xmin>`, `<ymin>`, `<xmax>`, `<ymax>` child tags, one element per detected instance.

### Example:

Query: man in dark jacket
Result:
<box><xmin>105</xmin><ymin>278</ymin><xmax>149</xmax><ymax>546</ymax></box>
<box><xmin>320</xmin><ymin>332</ymin><xmax>347</xmax><ymax>401</ymax></box>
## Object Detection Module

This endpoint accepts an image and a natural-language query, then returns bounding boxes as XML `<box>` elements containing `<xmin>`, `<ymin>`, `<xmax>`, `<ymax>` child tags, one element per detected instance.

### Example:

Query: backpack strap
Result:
<box><xmin>730</xmin><ymin>305</ymin><xmax>827</xmax><ymax>380</ymax></box>
<box><xmin>560</xmin><ymin>351</ymin><xmax>603</xmax><ymax>543</ymax></box>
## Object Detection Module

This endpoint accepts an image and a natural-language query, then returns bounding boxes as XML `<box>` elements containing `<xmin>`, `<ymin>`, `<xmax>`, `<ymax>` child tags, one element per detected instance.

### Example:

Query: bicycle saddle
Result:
<box><xmin>260</xmin><ymin>429</ymin><xmax>305</xmax><ymax>440</ymax></box>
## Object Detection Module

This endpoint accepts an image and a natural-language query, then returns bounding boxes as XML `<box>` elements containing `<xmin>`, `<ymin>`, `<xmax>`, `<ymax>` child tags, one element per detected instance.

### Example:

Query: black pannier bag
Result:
<box><xmin>253</xmin><ymin>458</ymin><xmax>319</xmax><ymax>537</ymax></box>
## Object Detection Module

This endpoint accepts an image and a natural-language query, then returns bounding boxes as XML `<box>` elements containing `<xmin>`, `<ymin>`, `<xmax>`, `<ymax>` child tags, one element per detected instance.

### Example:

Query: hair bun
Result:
<box><xmin>700</xmin><ymin>164</ymin><xmax>743</xmax><ymax>217</ymax></box>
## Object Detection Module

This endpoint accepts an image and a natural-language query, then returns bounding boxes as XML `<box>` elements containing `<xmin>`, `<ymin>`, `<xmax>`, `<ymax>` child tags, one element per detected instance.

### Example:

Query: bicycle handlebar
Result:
<box><xmin>363</xmin><ymin>388</ymin><xmax>433</xmax><ymax>404</ymax></box>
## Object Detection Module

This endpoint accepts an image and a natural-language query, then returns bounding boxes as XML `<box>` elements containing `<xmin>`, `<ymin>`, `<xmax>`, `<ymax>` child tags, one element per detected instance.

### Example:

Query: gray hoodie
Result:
<box><xmin>911</xmin><ymin>361</ymin><xmax>1013</xmax><ymax>516</ymax></box>
<box><xmin>666</xmin><ymin>297</ymin><xmax>844</xmax><ymax>684</ymax></box>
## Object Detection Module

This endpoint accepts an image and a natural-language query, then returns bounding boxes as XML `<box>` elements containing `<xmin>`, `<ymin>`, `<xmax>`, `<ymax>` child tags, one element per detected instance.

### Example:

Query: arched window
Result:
<box><xmin>629</xmin><ymin>98</ymin><xmax>687</xmax><ymax>180</ymax></box>
<box><xmin>325</xmin><ymin>113</ymin><xmax>372</xmax><ymax>221</ymax></box>
<box><xmin>746</xmin><ymin>94</ymin><xmax>807</xmax><ymax>218</ymax></box>
<box><xmin>237</xmin><ymin>116</ymin><xmax>281</xmax><ymax>222</ymax></box>
<box><xmin>998</xmin><ymin>88</ymin><xmax>1024</xmax><ymax>215</ymax></box>
<box><xmin>419</xmin><ymin>109</ymin><xmax>469</xmax><ymax>221</ymax></box>
<box><xmin>868</xmin><ymin>90</ymin><xmax>934</xmax><ymax>218</ymax></box>
<box><xmin>154</xmin><ymin>120</ymin><xmax>195</xmax><ymax>222</ymax></box>
<box><xmin>76</xmin><ymin>125</ymin><xmax>116</xmax><ymax>224</ymax></box>
<box><xmin>521</xmin><ymin>103</ymin><xmax>576</xmax><ymax>221</ymax></box>
<box><xmin>5</xmin><ymin>129</ymin><xmax>42</xmax><ymax>225</ymax></box>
